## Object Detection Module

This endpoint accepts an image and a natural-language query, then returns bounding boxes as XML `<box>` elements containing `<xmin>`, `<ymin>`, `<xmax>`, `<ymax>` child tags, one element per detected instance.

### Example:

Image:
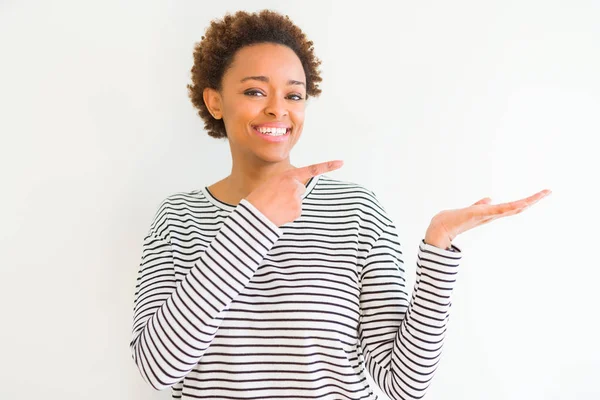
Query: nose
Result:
<box><xmin>264</xmin><ymin>95</ymin><xmax>288</xmax><ymax>119</ymax></box>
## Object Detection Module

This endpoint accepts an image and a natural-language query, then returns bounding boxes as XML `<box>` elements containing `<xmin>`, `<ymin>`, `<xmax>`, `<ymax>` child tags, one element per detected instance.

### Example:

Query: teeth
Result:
<box><xmin>256</xmin><ymin>127</ymin><xmax>288</xmax><ymax>136</ymax></box>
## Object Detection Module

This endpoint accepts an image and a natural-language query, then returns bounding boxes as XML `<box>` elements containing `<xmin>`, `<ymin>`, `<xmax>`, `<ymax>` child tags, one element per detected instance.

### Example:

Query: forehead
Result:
<box><xmin>225</xmin><ymin>42</ymin><xmax>306</xmax><ymax>83</ymax></box>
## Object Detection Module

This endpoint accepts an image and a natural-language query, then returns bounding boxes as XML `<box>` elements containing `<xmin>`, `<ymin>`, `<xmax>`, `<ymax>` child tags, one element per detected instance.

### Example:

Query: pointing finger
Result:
<box><xmin>289</xmin><ymin>160</ymin><xmax>344</xmax><ymax>181</ymax></box>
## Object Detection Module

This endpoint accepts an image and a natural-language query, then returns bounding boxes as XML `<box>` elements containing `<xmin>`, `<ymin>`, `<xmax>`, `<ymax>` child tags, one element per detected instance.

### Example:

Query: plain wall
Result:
<box><xmin>1</xmin><ymin>0</ymin><xmax>598</xmax><ymax>399</ymax></box>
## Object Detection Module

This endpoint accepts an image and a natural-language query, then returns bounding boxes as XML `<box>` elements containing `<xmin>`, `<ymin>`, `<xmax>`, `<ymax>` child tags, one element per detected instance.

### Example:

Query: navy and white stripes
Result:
<box><xmin>130</xmin><ymin>174</ymin><xmax>462</xmax><ymax>399</ymax></box>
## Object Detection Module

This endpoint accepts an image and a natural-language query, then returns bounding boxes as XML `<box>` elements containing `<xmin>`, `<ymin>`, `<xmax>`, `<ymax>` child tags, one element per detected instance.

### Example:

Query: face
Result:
<box><xmin>204</xmin><ymin>42</ymin><xmax>307</xmax><ymax>166</ymax></box>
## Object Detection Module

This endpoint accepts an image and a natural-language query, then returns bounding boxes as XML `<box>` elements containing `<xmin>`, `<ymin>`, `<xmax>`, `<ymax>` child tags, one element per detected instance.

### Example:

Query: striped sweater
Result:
<box><xmin>130</xmin><ymin>174</ymin><xmax>462</xmax><ymax>399</ymax></box>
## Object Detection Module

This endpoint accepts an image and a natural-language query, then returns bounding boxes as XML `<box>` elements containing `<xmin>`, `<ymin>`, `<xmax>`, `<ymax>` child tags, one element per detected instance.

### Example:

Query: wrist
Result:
<box><xmin>424</xmin><ymin>227</ymin><xmax>451</xmax><ymax>250</ymax></box>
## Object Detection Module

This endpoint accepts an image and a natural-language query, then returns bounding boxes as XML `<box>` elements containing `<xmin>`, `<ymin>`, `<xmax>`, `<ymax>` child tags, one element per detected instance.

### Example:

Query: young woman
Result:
<box><xmin>130</xmin><ymin>9</ymin><xmax>551</xmax><ymax>400</ymax></box>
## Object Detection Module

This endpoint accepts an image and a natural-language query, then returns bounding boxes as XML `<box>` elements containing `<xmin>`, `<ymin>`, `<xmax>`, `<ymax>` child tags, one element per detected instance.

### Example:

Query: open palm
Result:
<box><xmin>427</xmin><ymin>189</ymin><xmax>553</xmax><ymax>247</ymax></box>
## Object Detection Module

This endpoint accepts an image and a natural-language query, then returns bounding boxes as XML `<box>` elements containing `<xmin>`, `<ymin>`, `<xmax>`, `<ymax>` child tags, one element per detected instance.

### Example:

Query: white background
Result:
<box><xmin>1</xmin><ymin>1</ymin><xmax>598</xmax><ymax>399</ymax></box>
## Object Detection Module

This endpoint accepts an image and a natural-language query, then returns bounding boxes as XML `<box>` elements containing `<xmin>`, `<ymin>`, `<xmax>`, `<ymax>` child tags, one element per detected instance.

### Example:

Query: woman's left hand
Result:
<box><xmin>424</xmin><ymin>189</ymin><xmax>553</xmax><ymax>250</ymax></box>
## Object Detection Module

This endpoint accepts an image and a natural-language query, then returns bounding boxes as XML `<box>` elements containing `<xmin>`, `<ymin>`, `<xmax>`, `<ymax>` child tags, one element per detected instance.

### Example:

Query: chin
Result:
<box><xmin>254</xmin><ymin>150</ymin><xmax>291</xmax><ymax>164</ymax></box>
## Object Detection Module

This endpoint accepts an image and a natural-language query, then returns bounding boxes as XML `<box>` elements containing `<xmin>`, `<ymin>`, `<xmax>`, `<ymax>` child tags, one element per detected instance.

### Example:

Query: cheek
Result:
<box><xmin>292</xmin><ymin>112</ymin><xmax>305</xmax><ymax>143</ymax></box>
<box><xmin>291</xmin><ymin>109</ymin><xmax>305</xmax><ymax>127</ymax></box>
<box><xmin>224</xmin><ymin>98</ymin><xmax>261</xmax><ymax>123</ymax></box>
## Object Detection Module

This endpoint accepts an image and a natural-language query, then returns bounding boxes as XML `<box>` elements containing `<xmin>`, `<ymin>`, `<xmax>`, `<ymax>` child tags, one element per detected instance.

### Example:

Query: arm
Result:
<box><xmin>130</xmin><ymin>198</ymin><xmax>283</xmax><ymax>390</ymax></box>
<box><xmin>358</xmin><ymin>222</ymin><xmax>462</xmax><ymax>400</ymax></box>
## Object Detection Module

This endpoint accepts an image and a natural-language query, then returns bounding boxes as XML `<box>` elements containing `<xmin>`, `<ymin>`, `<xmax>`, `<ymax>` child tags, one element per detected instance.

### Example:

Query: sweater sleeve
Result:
<box><xmin>358</xmin><ymin>222</ymin><xmax>462</xmax><ymax>400</ymax></box>
<box><xmin>130</xmin><ymin>198</ymin><xmax>283</xmax><ymax>390</ymax></box>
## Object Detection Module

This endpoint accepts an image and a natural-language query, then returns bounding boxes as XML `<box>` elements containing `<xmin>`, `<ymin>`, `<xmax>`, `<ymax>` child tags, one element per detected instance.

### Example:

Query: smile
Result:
<box><xmin>252</xmin><ymin>126</ymin><xmax>291</xmax><ymax>136</ymax></box>
<box><xmin>251</xmin><ymin>125</ymin><xmax>291</xmax><ymax>142</ymax></box>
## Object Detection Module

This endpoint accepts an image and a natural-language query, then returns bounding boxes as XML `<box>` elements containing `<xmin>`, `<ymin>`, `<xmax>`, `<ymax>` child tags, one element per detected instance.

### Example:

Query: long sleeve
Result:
<box><xmin>358</xmin><ymin>222</ymin><xmax>462</xmax><ymax>400</ymax></box>
<box><xmin>130</xmin><ymin>198</ymin><xmax>283</xmax><ymax>390</ymax></box>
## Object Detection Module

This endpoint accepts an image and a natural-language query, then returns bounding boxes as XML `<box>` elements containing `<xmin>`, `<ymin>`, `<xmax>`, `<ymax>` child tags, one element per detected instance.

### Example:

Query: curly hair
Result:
<box><xmin>186</xmin><ymin>9</ymin><xmax>323</xmax><ymax>139</ymax></box>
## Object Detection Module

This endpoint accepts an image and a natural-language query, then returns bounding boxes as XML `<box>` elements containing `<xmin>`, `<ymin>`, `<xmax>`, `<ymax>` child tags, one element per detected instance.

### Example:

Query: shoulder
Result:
<box><xmin>155</xmin><ymin>188</ymin><xmax>204</xmax><ymax>213</ymax></box>
<box><xmin>147</xmin><ymin>188</ymin><xmax>207</xmax><ymax>235</ymax></box>
<box><xmin>160</xmin><ymin>188</ymin><xmax>205</xmax><ymax>206</ymax></box>
<box><xmin>317</xmin><ymin>174</ymin><xmax>394</xmax><ymax>227</ymax></box>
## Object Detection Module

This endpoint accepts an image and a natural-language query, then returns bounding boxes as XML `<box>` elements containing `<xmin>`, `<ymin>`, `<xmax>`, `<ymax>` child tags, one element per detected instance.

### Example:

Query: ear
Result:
<box><xmin>203</xmin><ymin>87</ymin><xmax>223</xmax><ymax>120</ymax></box>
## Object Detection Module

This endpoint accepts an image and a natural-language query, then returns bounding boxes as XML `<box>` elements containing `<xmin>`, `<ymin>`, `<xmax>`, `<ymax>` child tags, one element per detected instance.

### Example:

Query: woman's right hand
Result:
<box><xmin>245</xmin><ymin>160</ymin><xmax>344</xmax><ymax>227</ymax></box>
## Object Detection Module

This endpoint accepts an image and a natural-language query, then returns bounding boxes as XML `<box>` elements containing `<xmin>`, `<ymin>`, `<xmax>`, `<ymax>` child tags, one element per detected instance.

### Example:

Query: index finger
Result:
<box><xmin>289</xmin><ymin>160</ymin><xmax>344</xmax><ymax>181</ymax></box>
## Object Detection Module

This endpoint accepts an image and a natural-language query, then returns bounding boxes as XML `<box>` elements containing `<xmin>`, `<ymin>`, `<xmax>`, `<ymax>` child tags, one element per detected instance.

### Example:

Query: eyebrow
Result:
<box><xmin>240</xmin><ymin>76</ymin><xmax>305</xmax><ymax>87</ymax></box>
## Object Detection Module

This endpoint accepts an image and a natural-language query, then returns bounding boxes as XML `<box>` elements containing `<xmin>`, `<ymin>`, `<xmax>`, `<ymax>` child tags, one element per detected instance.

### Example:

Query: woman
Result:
<box><xmin>130</xmin><ymin>9</ymin><xmax>550</xmax><ymax>400</ymax></box>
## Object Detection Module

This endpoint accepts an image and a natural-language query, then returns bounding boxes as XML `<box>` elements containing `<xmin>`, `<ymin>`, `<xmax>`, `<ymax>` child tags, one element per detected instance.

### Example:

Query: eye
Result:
<box><xmin>287</xmin><ymin>94</ymin><xmax>305</xmax><ymax>101</ymax></box>
<box><xmin>244</xmin><ymin>89</ymin><xmax>265</xmax><ymax>97</ymax></box>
